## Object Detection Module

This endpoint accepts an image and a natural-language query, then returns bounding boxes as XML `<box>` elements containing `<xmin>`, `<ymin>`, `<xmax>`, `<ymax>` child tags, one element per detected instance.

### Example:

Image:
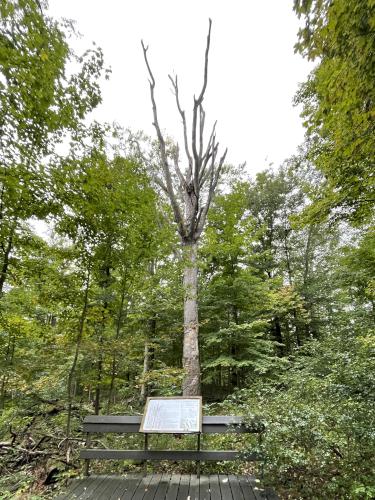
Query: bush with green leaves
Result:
<box><xmin>222</xmin><ymin>330</ymin><xmax>375</xmax><ymax>499</ymax></box>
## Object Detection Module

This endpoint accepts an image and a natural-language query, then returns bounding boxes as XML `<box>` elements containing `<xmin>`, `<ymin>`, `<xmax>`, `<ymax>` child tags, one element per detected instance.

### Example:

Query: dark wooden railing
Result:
<box><xmin>81</xmin><ymin>415</ymin><xmax>265</xmax><ymax>476</ymax></box>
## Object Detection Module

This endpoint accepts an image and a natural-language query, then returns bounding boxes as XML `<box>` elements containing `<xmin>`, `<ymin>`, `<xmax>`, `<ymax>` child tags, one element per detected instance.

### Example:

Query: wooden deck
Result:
<box><xmin>56</xmin><ymin>473</ymin><xmax>278</xmax><ymax>499</ymax></box>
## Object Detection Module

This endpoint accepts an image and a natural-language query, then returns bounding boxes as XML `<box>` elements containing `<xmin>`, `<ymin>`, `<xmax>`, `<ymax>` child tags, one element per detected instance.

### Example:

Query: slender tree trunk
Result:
<box><xmin>107</xmin><ymin>287</ymin><xmax>127</xmax><ymax>412</ymax></box>
<box><xmin>95</xmin><ymin>262</ymin><xmax>111</xmax><ymax>415</ymax></box>
<box><xmin>302</xmin><ymin>226</ymin><xmax>314</xmax><ymax>338</ymax></box>
<box><xmin>182</xmin><ymin>241</ymin><xmax>200</xmax><ymax>395</ymax></box>
<box><xmin>94</xmin><ymin>345</ymin><xmax>103</xmax><ymax>415</ymax></box>
<box><xmin>230</xmin><ymin>304</ymin><xmax>238</xmax><ymax>389</ymax></box>
<box><xmin>273</xmin><ymin>316</ymin><xmax>284</xmax><ymax>356</ymax></box>
<box><xmin>140</xmin><ymin>341</ymin><xmax>150</xmax><ymax>402</ymax></box>
<box><xmin>0</xmin><ymin>329</ymin><xmax>15</xmax><ymax>409</ymax></box>
<box><xmin>66</xmin><ymin>268</ymin><xmax>90</xmax><ymax>462</ymax></box>
<box><xmin>140</xmin><ymin>317</ymin><xmax>156</xmax><ymax>402</ymax></box>
<box><xmin>0</xmin><ymin>230</ymin><xmax>14</xmax><ymax>297</ymax></box>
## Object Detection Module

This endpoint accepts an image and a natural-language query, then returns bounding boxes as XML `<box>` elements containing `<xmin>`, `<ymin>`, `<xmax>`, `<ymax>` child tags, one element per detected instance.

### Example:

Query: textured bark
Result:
<box><xmin>182</xmin><ymin>242</ymin><xmax>200</xmax><ymax>395</ymax></box>
<box><xmin>142</xmin><ymin>20</ymin><xmax>227</xmax><ymax>395</ymax></box>
<box><xmin>0</xmin><ymin>230</ymin><xmax>14</xmax><ymax>297</ymax></box>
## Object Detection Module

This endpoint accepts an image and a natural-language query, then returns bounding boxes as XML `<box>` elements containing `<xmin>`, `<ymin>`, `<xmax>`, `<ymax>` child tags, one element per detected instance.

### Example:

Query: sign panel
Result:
<box><xmin>140</xmin><ymin>397</ymin><xmax>202</xmax><ymax>433</ymax></box>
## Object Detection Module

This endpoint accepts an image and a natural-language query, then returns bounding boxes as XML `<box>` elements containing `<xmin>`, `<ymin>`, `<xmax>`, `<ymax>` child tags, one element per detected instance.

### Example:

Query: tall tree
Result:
<box><xmin>294</xmin><ymin>0</ymin><xmax>375</xmax><ymax>222</ymax></box>
<box><xmin>0</xmin><ymin>0</ymin><xmax>107</xmax><ymax>296</ymax></box>
<box><xmin>141</xmin><ymin>19</ymin><xmax>227</xmax><ymax>395</ymax></box>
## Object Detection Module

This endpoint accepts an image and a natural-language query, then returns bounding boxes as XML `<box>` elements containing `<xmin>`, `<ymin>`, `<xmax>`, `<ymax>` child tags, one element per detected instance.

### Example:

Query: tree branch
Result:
<box><xmin>141</xmin><ymin>41</ymin><xmax>186</xmax><ymax>237</ymax></box>
<box><xmin>168</xmin><ymin>74</ymin><xmax>192</xmax><ymax>183</ymax></box>
<box><xmin>192</xmin><ymin>19</ymin><xmax>212</xmax><ymax>192</ymax></box>
<box><xmin>195</xmin><ymin>145</ymin><xmax>227</xmax><ymax>238</ymax></box>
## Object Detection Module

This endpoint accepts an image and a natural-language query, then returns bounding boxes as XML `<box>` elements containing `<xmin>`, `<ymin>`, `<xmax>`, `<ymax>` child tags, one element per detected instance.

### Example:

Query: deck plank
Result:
<box><xmin>132</xmin><ymin>475</ymin><xmax>155</xmax><ymax>500</ymax></box>
<box><xmin>143</xmin><ymin>474</ymin><xmax>163</xmax><ymax>500</ymax></box>
<box><xmin>209</xmin><ymin>475</ymin><xmax>222</xmax><ymax>499</ymax></box>
<box><xmin>56</xmin><ymin>476</ymin><xmax>95</xmax><ymax>499</ymax></box>
<box><xmin>84</xmin><ymin>476</ymin><xmax>118</xmax><ymax>499</ymax></box>
<box><xmin>76</xmin><ymin>475</ymin><xmax>110</xmax><ymax>499</ymax></box>
<box><xmin>153</xmin><ymin>474</ymin><xmax>171</xmax><ymax>500</ymax></box>
<box><xmin>99</xmin><ymin>476</ymin><xmax>126</xmax><ymax>499</ymax></box>
<box><xmin>110</xmin><ymin>474</ymin><xmax>143</xmax><ymax>500</ymax></box>
<box><xmin>188</xmin><ymin>474</ymin><xmax>200</xmax><ymax>500</ymax></box>
<box><xmin>238</xmin><ymin>475</ymin><xmax>257</xmax><ymax>500</ymax></box>
<box><xmin>218</xmin><ymin>475</ymin><xmax>233</xmax><ymax>500</ymax></box>
<box><xmin>165</xmin><ymin>474</ymin><xmax>181</xmax><ymax>500</ymax></box>
<box><xmin>199</xmin><ymin>475</ymin><xmax>210</xmax><ymax>500</ymax></box>
<box><xmin>247</xmin><ymin>476</ymin><xmax>265</xmax><ymax>500</ymax></box>
<box><xmin>55</xmin><ymin>473</ymin><xmax>276</xmax><ymax>500</ymax></box>
<box><xmin>228</xmin><ymin>475</ymin><xmax>244</xmax><ymax>500</ymax></box>
<box><xmin>176</xmin><ymin>474</ymin><xmax>190</xmax><ymax>499</ymax></box>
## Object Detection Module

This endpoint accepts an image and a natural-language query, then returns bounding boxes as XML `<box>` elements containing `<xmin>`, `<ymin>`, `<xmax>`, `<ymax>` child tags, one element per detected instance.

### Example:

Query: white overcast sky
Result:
<box><xmin>47</xmin><ymin>0</ymin><xmax>313</xmax><ymax>176</ymax></box>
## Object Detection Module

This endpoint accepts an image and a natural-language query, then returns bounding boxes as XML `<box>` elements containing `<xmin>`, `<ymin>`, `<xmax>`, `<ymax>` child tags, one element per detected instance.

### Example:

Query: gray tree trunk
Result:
<box><xmin>142</xmin><ymin>19</ymin><xmax>227</xmax><ymax>397</ymax></box>
<box><xmin>140</xmin><ymin>341</ymin><xmax>151</xmax><ymax>401</ymax></box>
<box><xmin>182</xmin><ymin>241</ymin><xmax>200</xmax><ymax>395</ymax></box>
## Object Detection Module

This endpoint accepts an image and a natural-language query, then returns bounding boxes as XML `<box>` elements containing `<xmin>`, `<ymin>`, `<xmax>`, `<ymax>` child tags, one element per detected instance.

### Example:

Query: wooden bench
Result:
<box><xmin>80</xmin><ymin>415</ymin><xmax>265</xmax><ymax>477</ymax></box>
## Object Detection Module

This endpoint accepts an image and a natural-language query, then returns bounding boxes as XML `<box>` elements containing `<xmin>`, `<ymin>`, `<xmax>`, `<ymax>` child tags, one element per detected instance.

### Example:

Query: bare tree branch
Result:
<box><xmin>168</xmin><ymin>74</ymin><xmax>193</xmax><ymax>182</ymax></box>
<box><xmin>195</xmin><ymin>146</ymin><xmax>227</xmax><ymax>238</ymax></box>
<box><xmin>141</xmin><ymin>41</ymin><xmax>186</xmax><ymax>237</ymax></box>
<box><xmin>199</xmin><ymin>122</ymin><xmax>217</xmax><ymax>187</ymax></box>
<box><xmin>199</xmin><ymin>105</ymin><xmax>205</xmax><ymax>161</ymax></box>
<box><xmin>192</xmin><ymin>19</ymin><xmax>212</xmax><ymax>192</ymax></box>
<box><xmin>171</xmin><ymin>143</ymin><xmax>187</xmax><ymax>195</ymax></box>
<box><xmin>196</xmin><ymin>18</ymin><xmax>212</xmax><ymax>105</ymax></box>
<box><xmin>152</xmin><ymin>175</ymin><xmax>168</xmax><ymax>194</ymax></box>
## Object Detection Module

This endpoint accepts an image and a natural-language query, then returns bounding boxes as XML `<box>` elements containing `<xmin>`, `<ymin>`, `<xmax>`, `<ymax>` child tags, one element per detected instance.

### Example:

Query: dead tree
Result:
<box><xmin>142</xmin><ymin>19</ymin><xmax>227</xmax><ymax>396</ymax></box>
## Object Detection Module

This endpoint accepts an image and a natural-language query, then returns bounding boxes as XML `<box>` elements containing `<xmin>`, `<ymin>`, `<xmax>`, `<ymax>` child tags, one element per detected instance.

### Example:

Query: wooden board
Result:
<box><xmin>176</xmin><ymin>474</ymin><xmax>190</xmax><ymax>499</ymax></box>
<box><xmin>153</xmin><ymin>473</ymin><xmax>171</xmax><ymax>500</ymax></box>
<box><xmin>83</xmin><ymin>415</ymin><xmax>264</xmax><ymax>434</ymax></box>
<box><xmin>209</xmin><ymin>474</ymin><xmax>222</xmax><ymax>499</ymax></box>
<box><xmin>80</xmin><ymin>449</ymin><xmax>251</xmax><ymax>461</ymax></box>
<box><xmin>58</xmin><ymin>473</ymin><xmax>278</xmax><ymax>499</ymax></box>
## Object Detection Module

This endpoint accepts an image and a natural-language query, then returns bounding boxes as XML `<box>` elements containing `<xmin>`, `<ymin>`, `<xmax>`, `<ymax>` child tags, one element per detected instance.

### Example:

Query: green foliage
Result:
<box><xmin>228</xmin><ymin>330</ymin><xmax>375</xmax><ymax>498</ymax></box>
<box><xmin>294</xmin><ymin>0</ymin><xmax>375</xmax><ymax>222</ymax></box>
<box><xmin>0</xmin><ymin>2</ymin><xmax>373</xmax><ymax>498</ymax></box>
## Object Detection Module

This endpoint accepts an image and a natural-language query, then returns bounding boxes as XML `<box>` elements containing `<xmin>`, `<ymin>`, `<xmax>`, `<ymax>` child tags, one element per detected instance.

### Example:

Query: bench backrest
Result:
<box><xmin>80</xmin><ymin>414</ymin><xmax>264</xmax><ymax>473</ymax></box>
<box><xmin>82</xmin><ymin>415</ymin><xmax>264</xmax><ymax>434</ymax></box>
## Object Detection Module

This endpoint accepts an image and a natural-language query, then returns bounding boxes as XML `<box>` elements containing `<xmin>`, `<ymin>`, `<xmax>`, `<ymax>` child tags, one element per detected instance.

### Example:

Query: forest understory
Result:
<box><xmin>1</xmin><ymin>0</ymin><xmax>374</xmax><ymax>498</ymax></box>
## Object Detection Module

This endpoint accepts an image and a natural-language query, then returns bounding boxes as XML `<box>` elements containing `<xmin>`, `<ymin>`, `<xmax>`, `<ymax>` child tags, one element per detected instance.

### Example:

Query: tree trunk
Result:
<box><xmin>182</xmin><ymin>241</ymin><xmax>200</xmax><ymax>395</ymax></box>
<box><xmin>94</xmin><ymin>342</ymin><xmax>103</xmax><ymax>416</ymax></box>
<box><xmin>0</xmin><ymin>230</ymin><xmax>14</xmax><ymax>297</ymax></box>
<box><xmin>66</xmin><ymin>268</ymin><xmax>90</xmax><ymax>462</ymax></box>
<box><xmin>94</xmin><ymin>263</ymin><xmax>111</xmax><ymax>415</ymax></box>
<box><xmin>140</xmin><ymin>317</ymin><xmax>156</xmax><ymax>402</ymax></box>
<box><xmin>273</xmin><ymin>316</ymin><xmax>284</xmax><ymax>356</ymax></box>
<box><xmin>0</xmin><ymin>329</ymin><xmax>15</xmax><ymax>409</ymax></box>
<box><xmin>107</xmin><ymin>286</ymin><xmax>127</xmax><ymax>412</ymax></box>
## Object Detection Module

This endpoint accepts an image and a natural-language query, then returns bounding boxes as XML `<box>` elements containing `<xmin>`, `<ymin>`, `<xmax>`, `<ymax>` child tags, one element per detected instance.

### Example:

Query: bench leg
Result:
<box><xmin>196</xmin><ymin>433</ymin><xmax>201</xmax><ymax>479</ymax></box>
<box><xmin>84</xmin><ymin>433</ymin><xmax>91</xmax><ymax>476</ymax></box>
<box><xmin>143</xmin><ymin>433</ymin><xmax>149</xmax><ymax>475</ymax></box>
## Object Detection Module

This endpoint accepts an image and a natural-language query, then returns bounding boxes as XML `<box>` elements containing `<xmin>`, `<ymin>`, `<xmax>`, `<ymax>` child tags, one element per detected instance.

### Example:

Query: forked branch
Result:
<box><xmin>141</xmin><ymin>40</ymin><xmax>186</xmax><ymax>237</ymax></box>
<box><xmin>142</xmin><ymin>18</ymin><xmax>227</xmax><ymax>243</ymax></box>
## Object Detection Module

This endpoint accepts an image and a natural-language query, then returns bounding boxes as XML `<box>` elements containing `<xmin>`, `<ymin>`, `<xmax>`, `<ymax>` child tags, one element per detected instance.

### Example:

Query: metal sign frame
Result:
<box><xmin>140</xmin><ymin>396</ymin><xmax>202</xmax><ymax>434</ymax></box>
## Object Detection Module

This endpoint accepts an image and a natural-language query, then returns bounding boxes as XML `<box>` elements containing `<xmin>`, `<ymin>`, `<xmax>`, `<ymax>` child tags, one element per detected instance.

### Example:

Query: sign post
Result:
<box><xmin>140</xmin><ymin>396</ymin><xmax>203</xmax><ymax>476</ymax></box>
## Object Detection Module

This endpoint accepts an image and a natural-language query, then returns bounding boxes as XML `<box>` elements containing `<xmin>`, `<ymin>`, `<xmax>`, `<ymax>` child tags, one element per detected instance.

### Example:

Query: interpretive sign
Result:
<box><xmin>140</xmin><ymin>397</ymin><xmax>202</xmax><ymax>433</ymax></box>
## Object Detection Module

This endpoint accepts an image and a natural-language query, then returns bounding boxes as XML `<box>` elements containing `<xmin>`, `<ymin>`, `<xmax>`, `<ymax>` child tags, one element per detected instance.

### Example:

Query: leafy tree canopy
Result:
<box><xmin>294</xmin><ymin>0</ymin><xmax>375</xmax><ymax>222</ymax></box>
